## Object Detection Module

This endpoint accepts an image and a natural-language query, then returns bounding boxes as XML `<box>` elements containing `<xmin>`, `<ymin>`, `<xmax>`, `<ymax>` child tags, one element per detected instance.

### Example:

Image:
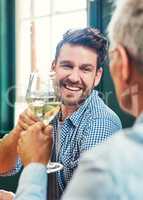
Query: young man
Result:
<box><xmin>18</xmin><ymin>27</ymin><xmax>121</xmax><ymax>199</ymax></box>
<box><xmin>0</xmin><ymin>27</ymin><xmax>122</xmax><ymax>200</ymax></box>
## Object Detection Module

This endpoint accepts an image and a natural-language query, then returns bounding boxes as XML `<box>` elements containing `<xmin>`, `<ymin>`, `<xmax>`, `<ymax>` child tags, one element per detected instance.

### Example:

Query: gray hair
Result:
<box><xmin>108</xmin><ymin>0</ymin><xmax>143</xmax><ymax>72</ymax></box>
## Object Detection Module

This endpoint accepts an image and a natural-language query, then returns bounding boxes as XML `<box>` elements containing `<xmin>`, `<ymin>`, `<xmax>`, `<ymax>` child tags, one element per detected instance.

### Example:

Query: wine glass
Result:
<box><xmin>26</xmin><ymin>70</ymin><xmax>63</xmax><ymax>173</ymax></box>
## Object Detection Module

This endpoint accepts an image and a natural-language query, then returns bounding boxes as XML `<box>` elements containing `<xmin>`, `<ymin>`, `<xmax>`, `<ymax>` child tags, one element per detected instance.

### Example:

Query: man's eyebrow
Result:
<box><xmin>59</xmin><ymin>60</ymin><xmax>73</xmax><ymax>64</ymax></box>
<box><xmin>80</xmin><ymin>63</ymin><xmax>96</xmax><ymax>68</ymax></box>
<box><xmin>59</xmin><ymin>61</ymin><xmax>96</xmax><ymax>68</ymax></box>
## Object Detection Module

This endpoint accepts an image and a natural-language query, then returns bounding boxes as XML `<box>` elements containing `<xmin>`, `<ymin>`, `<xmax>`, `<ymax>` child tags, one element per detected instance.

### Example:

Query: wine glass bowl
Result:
<box><xmin>26</xmin><ymin>71</ymin><xmax>60</xmax><ymax>124</ymax></box>
<box><xmin>26</xmin><ymin>70</ymin><xmax>63</xmax><ymax>173</ymax></box>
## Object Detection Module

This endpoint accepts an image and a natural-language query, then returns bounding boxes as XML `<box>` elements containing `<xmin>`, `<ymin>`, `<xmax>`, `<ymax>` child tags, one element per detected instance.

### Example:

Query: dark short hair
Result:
<box><xmin>55</xmin><ymin>27</ymin><xmax>108</xmax><ymax>67</ymax></box>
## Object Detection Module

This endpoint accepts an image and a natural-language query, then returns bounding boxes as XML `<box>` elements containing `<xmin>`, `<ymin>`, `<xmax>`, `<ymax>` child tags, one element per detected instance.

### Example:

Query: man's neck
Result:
<box><xmin>60</xmin><ymin>104</ymin><xmax>79</xmax><ymax>121</ymax></box>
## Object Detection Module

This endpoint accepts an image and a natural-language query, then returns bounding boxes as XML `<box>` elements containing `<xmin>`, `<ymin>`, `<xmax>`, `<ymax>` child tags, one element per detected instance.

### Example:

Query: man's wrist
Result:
<box><xmin>24</xmin><ymin>159</ymin><xmax>48</xmax><ymax>167</ymax></box>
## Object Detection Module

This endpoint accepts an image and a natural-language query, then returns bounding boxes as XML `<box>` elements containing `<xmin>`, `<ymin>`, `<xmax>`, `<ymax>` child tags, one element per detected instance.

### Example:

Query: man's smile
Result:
<box><xmin>64</xmin><ymin>85</ymin><xmax>82</xmax><ymax>92</ymax></box>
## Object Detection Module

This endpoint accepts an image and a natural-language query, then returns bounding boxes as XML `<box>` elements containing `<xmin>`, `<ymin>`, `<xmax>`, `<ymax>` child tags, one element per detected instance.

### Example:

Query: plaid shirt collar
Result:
<box><xmin>53</xmin><ymin>90</ymin><xmax>99</xmax><ymax>127</ymax></box>
<box><xmin>66</xmin><ymin>90</ymin><xmax>98</xmax><ymax>127</ymax></box>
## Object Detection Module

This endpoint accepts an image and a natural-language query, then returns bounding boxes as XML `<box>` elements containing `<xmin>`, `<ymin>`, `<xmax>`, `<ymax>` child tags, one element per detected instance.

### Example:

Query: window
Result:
<box><xmin>15</xmin><ymin>0</ymin><xmax>87</xmax><ymax>121</ymax></box>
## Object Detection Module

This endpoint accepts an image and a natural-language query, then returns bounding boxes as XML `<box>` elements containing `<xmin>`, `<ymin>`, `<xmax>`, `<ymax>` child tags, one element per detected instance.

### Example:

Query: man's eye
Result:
<box><xmin>82</xmin><ymin>67</ymin><xmax>92</xmax><ymax>72</ymax></box>
<box><xmin>60</xmin><ymin>64</ymin><xmax>73</xmax><ymax>69</ymax></box>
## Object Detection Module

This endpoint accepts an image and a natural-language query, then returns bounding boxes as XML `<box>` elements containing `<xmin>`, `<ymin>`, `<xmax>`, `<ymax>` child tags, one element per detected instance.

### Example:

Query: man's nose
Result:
<box><xmin>68</xmin><ymin>69</ymin><xmax>81</xmax><ymax>83</ymax></box>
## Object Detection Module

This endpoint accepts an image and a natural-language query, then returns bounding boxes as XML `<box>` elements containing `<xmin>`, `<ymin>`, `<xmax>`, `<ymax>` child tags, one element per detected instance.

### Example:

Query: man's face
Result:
<box><xmin>53</xmin><ymin>44</ymin><xmax>102</xmax><ymax>107</ymax></box>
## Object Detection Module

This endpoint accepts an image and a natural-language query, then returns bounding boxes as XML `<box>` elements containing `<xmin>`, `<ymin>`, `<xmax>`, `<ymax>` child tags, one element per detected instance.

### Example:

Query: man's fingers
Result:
<box><xmin>18</xmin><ymin>120</ymin><xmax>29</xmax><ymax>130</ymax></box>
<box><xmin>21</xmin><ymin>121</ymin><xmax>45</xmax><ymax>135</ymax></box>
<box><xmin>18</xmin><ymin>108</ymin><xmax>40</xmax><ymax>130</ymax></box>
<box><xmin>19</xmin><ymin>109</ymin><xmax>37</xmax><ymax>124</ymax></box>
<box><xmin>17</xmin><ymin>130</ymin><xmax>26</xmax><ymax>152</ymax></box>
<box><xmin>43</xmin><ymin>125</ymin><xmax>53</xmax><ymax>136</ymax></box>
<box><xmin>30</xmin><ymin>121</ymin><xmax>45</xmax><ymax>132</ymax></box>
<box><xmin>26</xmin><ymin>108</ymin><xmax>39</xmax><ymax>122</ymax></box>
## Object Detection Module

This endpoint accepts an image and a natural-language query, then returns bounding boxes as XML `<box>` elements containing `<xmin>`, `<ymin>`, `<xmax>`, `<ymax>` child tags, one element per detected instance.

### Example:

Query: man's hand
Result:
<box><xmin>0</xmin><ymin>108</ymin><xmax>41</xmax><ymax>173</ymax></box>
<box><xmin>0</xmin><ymin>190</ymin><xmax>15</xmax><ymax>200</ymax></box>
<box><xmin>17</xmin><ymin>108</ymin><xmax>39</xmax><ymax>130</ymax></box>
<box><xmin>0</xmin><ymin>126</ymin><xmax>22</xmax><ymax>173</ymax></box>
<box><xmin>17</xmin><ymin>122</ymin><xmax>53</xmax><ymax>166</ymax></box>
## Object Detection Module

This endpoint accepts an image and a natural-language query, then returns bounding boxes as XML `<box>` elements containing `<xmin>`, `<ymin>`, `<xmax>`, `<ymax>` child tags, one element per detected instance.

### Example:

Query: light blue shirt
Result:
<box><xmin>14</xmin><ymin>163</ymin><xmax>47</xmax><ymax>200</ymax></box>
<box><xmin>62</xmin><ymin>113</ymin><xmax>143</xmax><ymax>200</ymax></box>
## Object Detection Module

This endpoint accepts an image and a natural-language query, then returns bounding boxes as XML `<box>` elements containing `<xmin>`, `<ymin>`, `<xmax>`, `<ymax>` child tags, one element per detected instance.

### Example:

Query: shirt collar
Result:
<box><xmin>67</xmin><ymin>90</ymin><xmax>98</xmax><ymax>126</ymax></box>
<box><xmin>127</xmin><ymin>112</ymin><xmax>143</xmax><ymax>143</ymax></box>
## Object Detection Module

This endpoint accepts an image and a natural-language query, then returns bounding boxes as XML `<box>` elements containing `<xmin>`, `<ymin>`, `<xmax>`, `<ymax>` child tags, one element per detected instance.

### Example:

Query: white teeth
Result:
<box><xmin>65</xmin><ymin>85</ymin><xmax>81</xmax><ymax>91</ymax></box>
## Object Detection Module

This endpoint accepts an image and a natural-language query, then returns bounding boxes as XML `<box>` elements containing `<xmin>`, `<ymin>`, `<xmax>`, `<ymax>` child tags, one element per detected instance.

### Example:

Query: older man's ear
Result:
<box><xmin>116</xmin><ymin>44</ymin><xmax>131</xmax><ymax>83</ymax></box>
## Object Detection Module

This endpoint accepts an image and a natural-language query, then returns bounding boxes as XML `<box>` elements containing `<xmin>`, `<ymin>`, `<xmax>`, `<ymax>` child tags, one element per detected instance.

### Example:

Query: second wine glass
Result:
<box><xmin>26</xmin><ymin>70</ymin><xmax>63</xmax><ymax>173</ymax></box>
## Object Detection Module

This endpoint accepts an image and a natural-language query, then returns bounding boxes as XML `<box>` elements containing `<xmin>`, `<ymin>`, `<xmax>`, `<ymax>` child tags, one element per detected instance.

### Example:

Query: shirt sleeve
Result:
<box><xmin>14</xmin><ymin>163</ymin><xmax>47</xmax><ymax>200</ymax></box>
<box><xmin>80</xmin><ymin>116</ymin><xmax>122</xmax><ymax>152</ymax></box>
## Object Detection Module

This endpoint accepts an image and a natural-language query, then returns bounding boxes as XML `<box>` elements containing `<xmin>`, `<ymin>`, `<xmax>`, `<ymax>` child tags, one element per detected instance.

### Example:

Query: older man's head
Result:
<box><xmin>108</xmin><ymin>0</ymin><xmax>143</xmax><ymax>117</ymax></box>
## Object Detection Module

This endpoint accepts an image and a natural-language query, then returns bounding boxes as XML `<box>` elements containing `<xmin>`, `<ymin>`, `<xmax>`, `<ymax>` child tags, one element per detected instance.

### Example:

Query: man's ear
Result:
<box><xmin>51</xmin><ymin>60</ymin><xmax>56</xmax><ymax>71</ymax></box>
<box><xmin>94</xmin><ymin>67</ymin><xmax>103</xmax><ymax>87</ymax></box>
<box><xmin>116</xmin><ymin>44</ymin><xmax>130</xmax><ymax>83</ymax></box>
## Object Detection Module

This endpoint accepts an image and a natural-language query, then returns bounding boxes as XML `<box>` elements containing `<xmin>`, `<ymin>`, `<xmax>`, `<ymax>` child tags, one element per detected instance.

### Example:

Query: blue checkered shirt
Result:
<box><xmin>52</xmin><ymin>90</ymin><xmax>122</xmax><ymax>194</ymax></box>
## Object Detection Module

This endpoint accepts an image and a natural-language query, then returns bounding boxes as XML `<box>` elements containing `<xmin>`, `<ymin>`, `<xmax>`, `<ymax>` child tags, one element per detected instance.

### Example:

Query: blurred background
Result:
<box><xmin>0</xmin><ymin>0</ymin><xmax>135</xmax><ymax>192</ymax></box>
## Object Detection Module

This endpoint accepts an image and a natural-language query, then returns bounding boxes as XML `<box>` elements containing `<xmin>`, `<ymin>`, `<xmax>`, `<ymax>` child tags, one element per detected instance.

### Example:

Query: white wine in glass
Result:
<box><xmin>26</xmin><ymin>71</ymin><xmax>63</xmax><ymax>173</ymax></box>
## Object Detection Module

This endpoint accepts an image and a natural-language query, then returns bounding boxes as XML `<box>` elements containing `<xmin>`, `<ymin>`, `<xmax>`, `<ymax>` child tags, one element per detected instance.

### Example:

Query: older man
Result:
<box><xmin>62</xmin><ymin>0</ymin><xmax>143</xmax><ymax>199</ymax></box>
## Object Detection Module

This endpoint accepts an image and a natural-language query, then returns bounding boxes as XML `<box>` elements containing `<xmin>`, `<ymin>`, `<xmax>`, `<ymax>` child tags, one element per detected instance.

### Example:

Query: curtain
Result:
<box><xmin>0</xmin><ymin>0</ymin><xmax>15</xmax><ymax>136</ymax></box>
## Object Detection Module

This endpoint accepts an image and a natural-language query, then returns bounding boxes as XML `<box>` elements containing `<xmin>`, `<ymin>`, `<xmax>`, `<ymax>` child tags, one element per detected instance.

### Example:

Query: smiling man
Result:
<box><xmin>52</xmin><ymin>43</ymin><xmax>103</xmax><ymax>116</ymax></box>
<box><xmin>18</xmin><ymin>27</ymin><xmax>122</xmax><ymax>199</ymax></box>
